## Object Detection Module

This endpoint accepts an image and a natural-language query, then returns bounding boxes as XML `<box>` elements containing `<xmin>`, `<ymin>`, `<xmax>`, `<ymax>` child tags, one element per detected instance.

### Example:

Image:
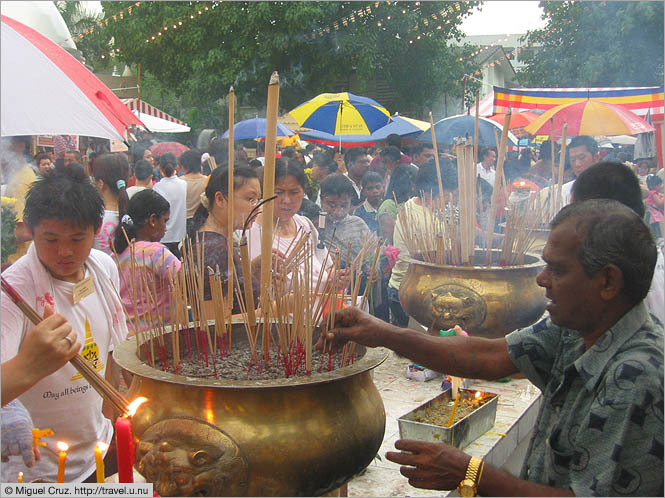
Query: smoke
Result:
<box><xmin>0</xmin><ymin>137</ymin><xmax>31</xmax><ymax>185</ymax></box>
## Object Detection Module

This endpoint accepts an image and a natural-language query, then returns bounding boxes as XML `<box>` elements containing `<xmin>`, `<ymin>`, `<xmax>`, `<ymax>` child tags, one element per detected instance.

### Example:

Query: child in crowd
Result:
<box><xmin>318</xmin><ymin>173</ymin><xmax>371</xmax><ymax>269</ymax></box>
<box><xmin>1</xmin><ymin>166</ymin><xmax>128</xmax><ymax>483</ymax></box>
<box><xmin>91</xmin><ymin>153</ymin><xmax>130</xmax><ymax>256</ymax></box>
<box><xmin>377</xmin><ymin>164</ymin><xmax>416</xmax><ymax>244</ymax></box>
<box><xmin>307</xmin><ymin>150</ymin><xmax>337</xmax><ymax>205</ymax></box>
<box><xmin>113</xmin><ymin>189</ymin><xmax>182</xmax><ymax>331</ymax></box>
<box><xmin>354</xmin><ymin>171</ymin><xmax>384</xmax><ymax>234</ymax></box>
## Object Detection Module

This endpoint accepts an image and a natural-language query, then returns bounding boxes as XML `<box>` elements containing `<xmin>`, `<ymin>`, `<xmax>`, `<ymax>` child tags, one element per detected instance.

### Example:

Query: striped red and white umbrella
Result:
<box><xmin>1</xmin><ymin>15</ymin><xmax>144</xmax><ymax>140</ymax></box>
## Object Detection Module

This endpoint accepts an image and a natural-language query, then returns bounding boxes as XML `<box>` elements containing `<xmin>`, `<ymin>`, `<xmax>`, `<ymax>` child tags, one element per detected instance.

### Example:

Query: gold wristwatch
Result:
<box><xmin>458</xmin><ymin>456</ymin><xmax>483</xmax><ymax>497</ymax></box>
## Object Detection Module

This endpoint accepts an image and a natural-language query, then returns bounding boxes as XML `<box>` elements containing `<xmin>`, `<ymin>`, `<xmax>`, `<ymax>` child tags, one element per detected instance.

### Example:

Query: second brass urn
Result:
<box><xmin>399</xmin><ymin>249</ymin><xmax>546</xmax><ymax>338</ymax></box>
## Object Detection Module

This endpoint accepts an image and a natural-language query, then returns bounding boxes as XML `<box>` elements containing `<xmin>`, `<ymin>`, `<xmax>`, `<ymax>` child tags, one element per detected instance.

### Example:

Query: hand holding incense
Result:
<box><xmin>1</xmin><ymin>277</ymin><xmax>131</xmax><ymax>416</ymax></box>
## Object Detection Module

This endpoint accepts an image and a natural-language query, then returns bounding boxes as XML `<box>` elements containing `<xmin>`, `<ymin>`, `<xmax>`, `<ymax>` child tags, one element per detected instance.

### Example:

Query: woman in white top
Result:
<box><xmin>152</xmin><ymin>152</ymin><xmax>187</xmax><ymax>259</ymax></box>
<box><xmin>248</xmin><ymin>160</ymin><xmax>330</xmax><ymax>290</ymax></box>
<box><xmin>91</xmin><ymin>153</ymin><xmax>130</xmax><ymax>255</ymax></box>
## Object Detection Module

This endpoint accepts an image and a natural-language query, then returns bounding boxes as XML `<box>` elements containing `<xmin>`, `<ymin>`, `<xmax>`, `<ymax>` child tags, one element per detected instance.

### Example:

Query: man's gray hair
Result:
<box><xmin>551</xmin><ymin>199</ymin><xmax>656</xmax><ymax>306</ymax></box>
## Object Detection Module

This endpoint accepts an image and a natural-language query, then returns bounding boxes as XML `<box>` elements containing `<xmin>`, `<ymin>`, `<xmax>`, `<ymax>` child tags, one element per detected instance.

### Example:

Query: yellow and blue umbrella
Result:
<box><xmin>289</xmin><ymin>92</ymin><xmax>392</xmax><ymax>136</ymax></box>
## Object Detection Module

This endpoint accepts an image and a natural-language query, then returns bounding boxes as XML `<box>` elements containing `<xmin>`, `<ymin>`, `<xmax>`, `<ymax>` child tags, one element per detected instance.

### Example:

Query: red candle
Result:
<box><xmin>115</xmin><ymin>397</ymin><xmax>148</xmax><ymax>483</ymax></box>
<box><xmin>115</xmin><ymin>416</ymin><xmax>134</xmax><ymax>483</ymax></box>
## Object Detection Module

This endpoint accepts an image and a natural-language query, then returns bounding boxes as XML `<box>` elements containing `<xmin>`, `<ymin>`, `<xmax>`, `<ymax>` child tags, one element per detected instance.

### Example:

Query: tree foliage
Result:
<box><xmin>518</xmin><ymin>1</ymin><xmax>664</xmax><ymax>87</ymax></box>
<box><xmin>100</xmin><ymin>1</ymin><xmax>480</xmax><ymax>129</ymax></box>
<box><xmin>55</xmin><ymin>1</ymin><xmax>112</xmax><ymax>71</ymax></box>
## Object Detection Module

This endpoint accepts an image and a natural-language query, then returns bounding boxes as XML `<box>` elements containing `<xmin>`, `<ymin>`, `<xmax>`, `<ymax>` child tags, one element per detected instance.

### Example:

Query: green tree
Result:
<box><xmin>518</xmin><ymin>1</ymin><xmax>664</xmax><ymax>87</ymax></box>
<box><xmin>55</xmin><ymin>1</ymin><xmax>113</xmax><ymax>71</ymax></box>
<box><xmin>101</xmin><ymin>1</ymin><xmax>480</xmax><ymax>129</ymax></box>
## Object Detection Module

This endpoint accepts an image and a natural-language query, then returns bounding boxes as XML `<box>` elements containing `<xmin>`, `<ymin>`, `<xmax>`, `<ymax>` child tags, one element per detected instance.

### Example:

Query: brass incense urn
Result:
<box><xmin>113</xmin><ymin>325</ymin><xmax>388</xmax><ymax>497</ymax></box>
<box><xmin>399</xmin><ymin>250</ymin><xmax>546</xmax><ymax>338</ymax></box>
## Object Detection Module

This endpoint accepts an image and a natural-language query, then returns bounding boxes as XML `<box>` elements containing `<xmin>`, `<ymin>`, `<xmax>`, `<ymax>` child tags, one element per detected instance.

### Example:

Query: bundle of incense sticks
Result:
<box><xmin>499</xmin><ymin>196</ymin><xmax>545</xmax><ymax>266</ymax></box>
<box><xmin>1</xmin><ymin>276</ymin><xmax>130</xmax><ymax>415</ymax></box>
<box><xmin>232</xmin><ymin>227</ymin><xmax>383</xmax><ymax>377</ymax></box>
<box><xmin>396</xmin><ymin>185</ymin><xmax>543</xmax><ymax>268</ymax></box>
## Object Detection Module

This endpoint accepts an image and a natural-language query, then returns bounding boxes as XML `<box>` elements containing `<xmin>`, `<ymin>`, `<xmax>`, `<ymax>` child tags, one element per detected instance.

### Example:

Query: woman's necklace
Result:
<box><xmin>275</xmin><ymin>218</ymin><xmax>296</xmax><ymax>238</ymax></box>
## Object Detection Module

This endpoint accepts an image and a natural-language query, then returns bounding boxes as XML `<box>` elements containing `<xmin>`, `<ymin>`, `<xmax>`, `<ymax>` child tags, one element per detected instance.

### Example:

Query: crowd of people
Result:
<box><xmin>0</xmin><ymin>130</ymin><xmax>663</xmax><ymax>494</ymax></box>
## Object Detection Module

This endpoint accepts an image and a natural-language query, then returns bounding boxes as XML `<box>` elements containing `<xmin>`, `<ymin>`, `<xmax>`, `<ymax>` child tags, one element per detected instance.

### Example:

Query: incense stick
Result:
<box><xmin>429</xmin><ymin>111</ymin><xmax>445</xmax><ymax>199</ymax></box>
<box><xmin>484</xmin><ymin>107</ymin><xmax>512</xmax><ymax>262</ymax></box>
<box><xmin>260</xmin><ymin>72</ymin><xmax>280</xmax><ymax>313</ymax></box>
<box><xmin>227</xmin><ymin>86</ymin><xmax>236</xmax><ymax>318</ymax></box>
<box><xmin>555</xmin><ymin>123</ymin><xmax>568</xmax><ymax>214</ymax></box>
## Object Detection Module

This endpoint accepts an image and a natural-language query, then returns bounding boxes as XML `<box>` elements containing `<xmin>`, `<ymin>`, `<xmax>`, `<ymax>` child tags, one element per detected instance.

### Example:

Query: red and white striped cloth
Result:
<box><xmin>121</xmin><ymin>98</ymin><xmax>188</xmax><ymax>126</ymax></box>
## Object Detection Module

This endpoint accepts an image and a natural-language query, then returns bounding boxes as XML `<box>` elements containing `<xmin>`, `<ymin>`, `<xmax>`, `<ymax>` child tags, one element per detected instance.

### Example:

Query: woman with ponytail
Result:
<box><xmin>113</xmin><ymin>189</ymin><xmax>181</xmax><ymax>330</ymax></box>
<box><xmin>189</xmin><ymin>165</ymin><xmax>261</xmax><ymax>309</ymax></box>
<box><xmin>91</xmin><ymin>153</ymin><xmax>130</xmax><ymax>255</ymax></box>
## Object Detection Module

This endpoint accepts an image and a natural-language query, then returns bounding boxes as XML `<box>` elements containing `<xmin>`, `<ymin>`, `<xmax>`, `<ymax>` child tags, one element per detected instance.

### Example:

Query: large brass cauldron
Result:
<box><xmin>399</xmin><ymin>250</ymin><xmax>546</xmax><ymax>338</ymax></box>
<box><xmin>114</xmin><ymin>324</ymin><xmax>388</xmax><ymax>497</ymax></box>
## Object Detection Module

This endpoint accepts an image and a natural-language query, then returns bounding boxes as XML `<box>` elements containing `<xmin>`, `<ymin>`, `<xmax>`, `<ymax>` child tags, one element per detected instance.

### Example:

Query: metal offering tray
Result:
<box><xmin>398</xmin><ymin>388</ymin><xmax>498</xmax><ymax>449</ymax></box>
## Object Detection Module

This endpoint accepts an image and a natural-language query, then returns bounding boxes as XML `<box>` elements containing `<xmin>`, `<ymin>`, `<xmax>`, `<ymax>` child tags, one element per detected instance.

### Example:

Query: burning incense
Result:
<box><xmin>446</xmin><ymin>391</ymin><xmax>462</xmax><ymax>428</ymax></box>
<box><xmin>261</xmin><ymin>72</ymin><xmax>280</xmax><ymax>361</ymax></box>
<box><xmin>1</xmin><ymin>277</ymin><xmax>130</xmax><ymax>415</ymax></box>
<box><xmin>484</xmin><ymin>107</ymin><xmax>512</xmax><ymax>260</ymax></box>
<box><xmin>429</xmin><ymin>111</ymin><xmax>444</xmax><ymax>199</ymax></box>
<box><xmin>550</xmin><ymin>118</ymin><xmax>556</xmax><ymax>219</ymax></box>
<box><xmin>555</xmin><ymin>122</ymin><xmax>568</xmax><ymax>213</ymax></box>
<box><xmin>227</xmin><ymin>86</ymin><xmax>235</xmax><ymax>317</ymax></box>
<box><xmin>473</xmin><ymin>90</ymin><xmax>480</xmax><ymax>166</ymax></box>
<box><xmin>456</xmin><ymin>143</ymin><xmax>475</xmax><ymax>265</ymax></box>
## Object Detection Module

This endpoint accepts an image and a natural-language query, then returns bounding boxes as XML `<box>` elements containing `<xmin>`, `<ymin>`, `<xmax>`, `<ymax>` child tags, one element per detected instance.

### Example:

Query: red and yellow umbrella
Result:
<box><xmin>524</xmin><ymin>100</ymin><xmax>654</xmax><ymax>137</ymax></box>
<box><xmin>488</xmin><ymin>111</ymin><xmax>540</xmax><ymax>129</ymax></box>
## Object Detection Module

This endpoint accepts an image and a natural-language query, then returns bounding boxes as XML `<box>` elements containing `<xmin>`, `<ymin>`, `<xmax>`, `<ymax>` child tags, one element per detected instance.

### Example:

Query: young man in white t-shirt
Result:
<box><xmin>1</xmin><ymin>165</ymin><xmax>129</xmax><ymax>483</ymax></box>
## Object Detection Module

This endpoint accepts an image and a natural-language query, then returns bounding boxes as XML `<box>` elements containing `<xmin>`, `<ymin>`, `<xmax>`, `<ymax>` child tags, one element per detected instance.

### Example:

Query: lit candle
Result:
<box><xmin>17</xmin><ymin>472</ymin><xmax>23</xmax><ymax>483</ymax></box>
<box><xmin>56</xmin><ymin>441</ymin><xmax>69</xmax><ymax>483</ymax></box>
<box><xmin>473</xmin><ymin>390</ymin><xmax>482</xmax><ymax>407</ymax></box>
<box><xmin>115</xmin><ymin>397</ymin><xmax>148</xmax><ymax>483</ymax></box>
<box><xmin>95</xmin><ymin>441</ymin><xmax>109</xmax><ymax>483</ymax></box>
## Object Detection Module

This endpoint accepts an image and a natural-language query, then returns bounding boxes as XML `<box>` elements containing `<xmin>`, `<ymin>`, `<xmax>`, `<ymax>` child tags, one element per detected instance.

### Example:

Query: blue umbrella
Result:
<box><xmin>418</xmin><ymin>114</ymin><xmax>518</xmax><ymax>146</ymax></box>
<box><xmin>371</xmin><ymin>115</ymin><xmax>430</xmax><ymax>141</ymax></box>
<box><xmin>221</xmin><ymin>117</ymin><xmax>294</xmax><ymax>140</ymax></box>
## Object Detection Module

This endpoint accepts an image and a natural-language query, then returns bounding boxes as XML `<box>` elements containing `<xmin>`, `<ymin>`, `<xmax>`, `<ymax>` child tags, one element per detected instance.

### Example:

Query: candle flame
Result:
<box><xmin>57</xmin><ymin>441</ymin><xmax>69</xmax><ymax>451</ymax></box>
<box><xmin>126</xmin><ymin>396</ymin><xmax>148</xmax><ymax>417</ymax></box>
<box><xmin>519</xmin><ymin>181</ymin><xmax>526</xmax><ymax>187</ymax></box>
<box><xmin>474</xmin><ymin>391</ymin><xmax>482</xmax><ymax>399</ymax></box>
<box><xmin>96</xmin><ymin>441</ymin><xmax>109</xmax><ymax>451</ymax></box>
<box><xmin>18</xmin><ymin>472</ymin><xmax>23</xmax><ymax>479</ymax></box>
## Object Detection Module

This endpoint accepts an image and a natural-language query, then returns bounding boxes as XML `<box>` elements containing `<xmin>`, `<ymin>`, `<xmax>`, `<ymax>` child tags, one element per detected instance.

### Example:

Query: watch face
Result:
<box><xmin>459</xmin><ymin>480</ymin><xmax>477</xmax><ymax>497</ymax></box>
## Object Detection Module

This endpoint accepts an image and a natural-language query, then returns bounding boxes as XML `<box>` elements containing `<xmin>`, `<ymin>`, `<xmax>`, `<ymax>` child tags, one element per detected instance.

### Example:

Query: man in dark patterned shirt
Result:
<box><xmin>318</xmin><ymin>199</ymin><xmax>663</xmax><ymax>496</ymax></box>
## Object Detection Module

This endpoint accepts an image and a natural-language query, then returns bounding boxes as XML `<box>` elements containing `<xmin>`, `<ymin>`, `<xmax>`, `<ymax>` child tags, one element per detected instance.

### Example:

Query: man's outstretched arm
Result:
<box><xmin>318</xmin><ymin>307</ymin><xmax>518</xmax><ymax>380</ymax></box>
